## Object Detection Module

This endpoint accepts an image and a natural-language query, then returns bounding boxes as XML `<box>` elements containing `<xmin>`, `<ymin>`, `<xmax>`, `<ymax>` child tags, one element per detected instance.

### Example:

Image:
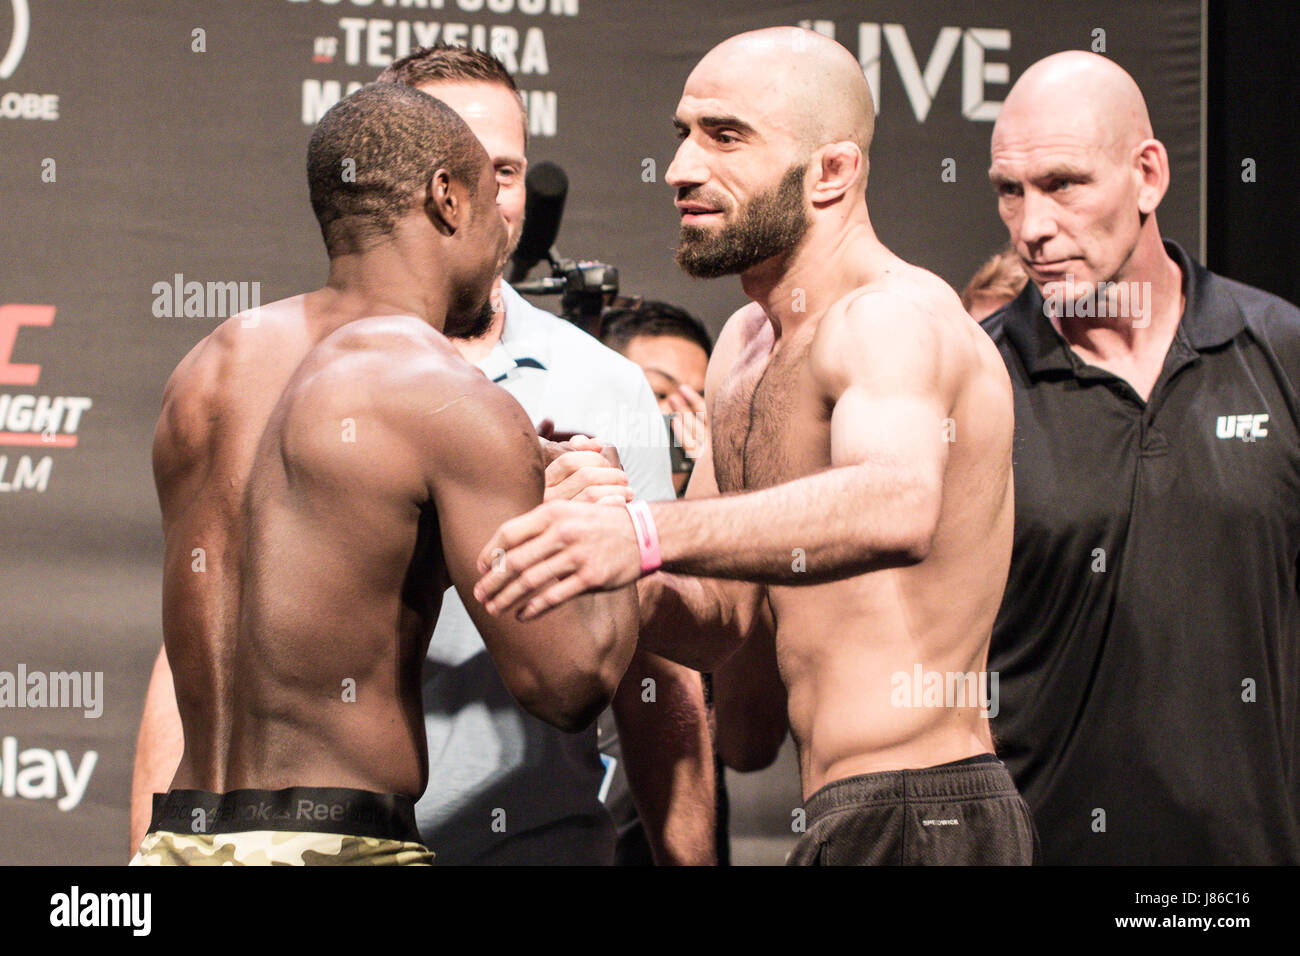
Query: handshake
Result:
<box><xmin>467</xmin><ymin>419</ymin><xmax>652</xmax><ymax>621</ymax></box>
<box><xmin>536</xmin><ymin>418</ymin><xmax>632</xmax><ymax>506</ymax></box>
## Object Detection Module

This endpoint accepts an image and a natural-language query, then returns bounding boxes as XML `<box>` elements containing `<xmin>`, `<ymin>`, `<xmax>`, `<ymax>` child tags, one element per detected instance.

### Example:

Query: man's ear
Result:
<box><xmin>424</xmin><ymin>168</ymin><xmax>462</xmax><ymax>237</ymax></box>
<box><xmin>1133</xmin><ymin>139</ymin><xmax>1169</xmax><ymax>216</ymax></box>
<box><xmin>809</xmin><ymin>141</ymin><xmax>864</xmax><ymax>205</ymax></box>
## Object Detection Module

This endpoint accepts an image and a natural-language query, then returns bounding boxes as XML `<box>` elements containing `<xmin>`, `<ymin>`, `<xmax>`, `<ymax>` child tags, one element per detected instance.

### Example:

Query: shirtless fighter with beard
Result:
<box><xmin>472</xmin><ymin>29</ymin><xmax>1034</xmax><ymax>865</ymax></box>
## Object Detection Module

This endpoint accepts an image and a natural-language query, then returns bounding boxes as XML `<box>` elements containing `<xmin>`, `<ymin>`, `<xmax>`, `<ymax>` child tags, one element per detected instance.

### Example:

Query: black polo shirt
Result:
<box><xmin>981</xmin><ymin>240</ymin><xmax>1300</xmax><ymax>864</ymax></box>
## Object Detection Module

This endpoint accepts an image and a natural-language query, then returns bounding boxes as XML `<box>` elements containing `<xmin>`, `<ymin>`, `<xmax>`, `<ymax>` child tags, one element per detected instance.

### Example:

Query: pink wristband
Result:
<box><xmin>624</xmin><ymin>500</ymin><xmax>662</xmax><ymax>575</ymax></box>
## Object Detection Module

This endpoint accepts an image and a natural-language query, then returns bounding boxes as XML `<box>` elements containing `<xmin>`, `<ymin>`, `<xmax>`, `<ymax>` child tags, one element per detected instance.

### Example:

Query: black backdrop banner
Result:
<box><xmin>0</xmin><ymin>0</ymin><xmax>1201</xmax><ymax>865</ymax></box>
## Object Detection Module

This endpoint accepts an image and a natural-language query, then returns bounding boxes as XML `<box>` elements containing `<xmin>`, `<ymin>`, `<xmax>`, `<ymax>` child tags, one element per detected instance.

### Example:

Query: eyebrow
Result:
<box><xmin>672</xmin><ymin>114</ymin><xmax>758</xmax><ymax>137</ymax></box>
<box><xmin>644</xmin><ymin>366</ymin><xmax>683</xmax><ymax>388</ymax></box>
<box><xmin>1038</xmin><ymin>164</ymin><xmax>1092</xmax><ymax>181</ymax></box>
<box><xmin>988</xmin><ymin>163</ymin><xmax>1093</xmax><ymax>185</ymax></box>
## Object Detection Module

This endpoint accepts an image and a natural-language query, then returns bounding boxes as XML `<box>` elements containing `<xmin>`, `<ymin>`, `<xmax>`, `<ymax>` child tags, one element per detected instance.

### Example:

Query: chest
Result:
<box><xmin>711</xmin><ymin>333</ymin><xmax>830</xmax><ymax>492</ymax></box>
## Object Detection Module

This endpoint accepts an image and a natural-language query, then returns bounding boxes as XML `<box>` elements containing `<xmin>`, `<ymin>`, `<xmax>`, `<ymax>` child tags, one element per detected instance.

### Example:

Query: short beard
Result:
<box><xmin>675</xmin><ymin>163</ymin><xmax>810</xmax><ymax>279</ymax></box>
<box><xmin>446</xmin><ymin>294</ymin><xmax>496</xmax><ymax>340</ymax></box>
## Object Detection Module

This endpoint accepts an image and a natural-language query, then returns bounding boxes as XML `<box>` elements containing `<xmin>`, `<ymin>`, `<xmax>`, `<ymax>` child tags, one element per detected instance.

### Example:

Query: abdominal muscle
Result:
<box><xmin>773</xmin><ymin>567</ymin><xmax>997</xmax><ymax>799</ymax></box>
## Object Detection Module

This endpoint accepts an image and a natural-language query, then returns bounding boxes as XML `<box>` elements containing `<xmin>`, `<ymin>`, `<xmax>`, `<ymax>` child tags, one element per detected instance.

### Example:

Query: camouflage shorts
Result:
<box><xmin>130</xmin><ymin>829</ymin><xmax>434</xmax><ymax>865</ymax></box>
<box><xmin>130</xmin><ymin>786</ymin><xmax>435</xmax><ymax>866</ymax></box>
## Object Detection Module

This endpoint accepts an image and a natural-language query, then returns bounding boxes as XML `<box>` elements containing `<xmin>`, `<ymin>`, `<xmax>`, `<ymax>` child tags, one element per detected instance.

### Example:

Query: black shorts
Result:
<box><xmin>786</xmin><ymin>754</ymin><xmax>1038</xmax><ymax>865</ymax></box>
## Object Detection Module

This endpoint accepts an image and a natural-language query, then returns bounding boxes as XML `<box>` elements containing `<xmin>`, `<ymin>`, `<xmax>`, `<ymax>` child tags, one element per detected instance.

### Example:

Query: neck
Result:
<box><xmin>1051</xmin><ymin>227</ymin><xmax>1184</xmax><ymax>360</ymax></box>
<box><xmin>740</xmin><ymin>201</ymin><xmax>892</xmax><ymax>338</ymax></box>
<box><xmin>450</xmin><ymin>276</ymin><xmax>507</xmax><ymax>363</ymax></box>
<box><xmin>322</xmin><ymin>238</ymin><xmax>452</xmax><ymax>332</ymax></box>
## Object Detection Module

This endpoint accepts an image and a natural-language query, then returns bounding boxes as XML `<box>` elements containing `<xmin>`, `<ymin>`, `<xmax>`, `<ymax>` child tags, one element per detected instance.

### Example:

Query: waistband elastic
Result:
<box><xmin>803</xmin><ymin>753</ymin><xmax>1018</xmax><ymax>822</ymax></box>
<box><xmin>150</xmin><ymin>786</ymin><xmax>423</xmax><ymax>843</ymax></box>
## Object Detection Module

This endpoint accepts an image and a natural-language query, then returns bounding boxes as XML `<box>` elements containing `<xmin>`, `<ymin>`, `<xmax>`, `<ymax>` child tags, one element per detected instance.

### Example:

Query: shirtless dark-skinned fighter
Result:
<box><xmin>473</xmin><ymin>29</ymin><xmax>1035</xmax><ymax>865</ymax></box>
<box><xmin>130</xmin><ymin>83</ymin><xmax>637</xmax><ymax>865</ymax></box>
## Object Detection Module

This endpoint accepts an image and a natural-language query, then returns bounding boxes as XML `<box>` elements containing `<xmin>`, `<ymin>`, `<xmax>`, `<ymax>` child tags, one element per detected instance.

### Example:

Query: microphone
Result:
<box><xmin>507</xmin><ymin>161</ymin><xmax>568</xmax><ymax>283</ymax></box>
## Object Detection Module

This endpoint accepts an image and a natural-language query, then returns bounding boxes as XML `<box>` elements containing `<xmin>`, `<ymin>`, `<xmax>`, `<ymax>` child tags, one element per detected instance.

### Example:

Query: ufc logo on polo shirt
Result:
<box><xmin>1216</xmin><ymin>413</ymin><xmax>1269</xmax><ymax>442</ymax></box>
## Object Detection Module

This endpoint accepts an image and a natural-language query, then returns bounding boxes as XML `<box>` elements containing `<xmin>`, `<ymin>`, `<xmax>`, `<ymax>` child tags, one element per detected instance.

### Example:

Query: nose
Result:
<box><xmin>1018</xmin><ymin>188</ymin><xmax>1059</xmax><ymax>248</ymax></box>
<box><xmin>666</xmin><ymin>136</ymin><xmax>708</xmax><ymax>190</ymax></box>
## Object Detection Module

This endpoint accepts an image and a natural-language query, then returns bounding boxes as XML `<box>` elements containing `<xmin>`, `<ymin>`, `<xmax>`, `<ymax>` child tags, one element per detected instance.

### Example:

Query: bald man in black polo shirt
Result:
<box><xmin>982</xmin><ymin>52</ymin><xmax>1300</xmax><ymax>864</ymax></box>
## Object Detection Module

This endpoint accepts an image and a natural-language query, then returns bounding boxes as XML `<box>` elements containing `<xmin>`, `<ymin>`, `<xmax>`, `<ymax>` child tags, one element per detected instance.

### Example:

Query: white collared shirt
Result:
<box><xmin>415</xmin><ymin>282</ymin><xmax>674</xmax><ymax>863</ymax></box>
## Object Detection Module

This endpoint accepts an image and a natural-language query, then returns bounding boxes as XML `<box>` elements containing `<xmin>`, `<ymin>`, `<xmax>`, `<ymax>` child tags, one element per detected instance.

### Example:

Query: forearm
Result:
<box><xmin>613</xmin><ymin>649</ymin><xmax>716</xmax><ymax>865</ymax></box>
<box><xmin>129</xmin><ymin>646</ymin><xmax>184</xmax><ymax>855</ymax></box>
<box><xmin>572</xmin><ymin>585</ymin><xmax>641</xmax><ymax>704</ymax></box>
<box><xmin>640</xmin><ymin>573</ymin><xmax>788</xmax><ymax>770</ymax></box>
<box><xmin>636</xmin><ymin>572</ymin><xmax>747</xmax><ymax>672</ymax></box>
<box><xmin>712</xmin><ymin>633</ymin><xmax>788</xmax><ymax>772</ymax></box>
<box><xmin>652</xmin><ymin>463</ymin><xmax>935</xmax><ymax>583</ymax></box>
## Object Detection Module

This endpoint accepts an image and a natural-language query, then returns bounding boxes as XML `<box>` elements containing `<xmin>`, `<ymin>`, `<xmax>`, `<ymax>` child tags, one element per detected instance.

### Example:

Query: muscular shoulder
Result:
<box><xmin>153</xmin><ymin>302</ymin><xmax>305</xmax><ymax>480</ymax></box>
<box><xmin>309</xmin><ymin>316</ymin><xmax>541</xmax><ymax>493</ymax></box>
<box><xmin>160</xmin><ymin>299</ymin><xmax>308</xmax><ymax>411</ymax></box>
<box><xmin>810</xmin><ymin>270</ymin><xmax>964</xmax><ymax>392</ymax></box>
<box><xmin>305</xmin><ymin>316</ymin><xmax>512</xmax><ymax>429</ymax></box>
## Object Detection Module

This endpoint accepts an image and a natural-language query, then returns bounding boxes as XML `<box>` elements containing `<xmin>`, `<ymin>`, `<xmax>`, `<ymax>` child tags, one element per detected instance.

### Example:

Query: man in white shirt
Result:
<box><xmin>418</xmin><ymin>276</ymin><xmax>714</xmax><ymax>864</ymax></box>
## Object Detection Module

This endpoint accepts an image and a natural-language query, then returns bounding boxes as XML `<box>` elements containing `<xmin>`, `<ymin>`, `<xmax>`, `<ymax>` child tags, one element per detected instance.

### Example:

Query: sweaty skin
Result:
<box><xmin>473</xmin><ymin>28</ymin><xmax>1015</xmax><ymax>799</ymax></box>
<box><xmin>150</xmin><ymin>144</ymin><xmax>636</xmax><ymax>809</ymax></box>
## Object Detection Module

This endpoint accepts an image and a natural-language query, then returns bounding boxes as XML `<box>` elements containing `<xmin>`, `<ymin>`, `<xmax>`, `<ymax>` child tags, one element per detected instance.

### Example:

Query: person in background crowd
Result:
<box><xmin>601</xmin><ymin>299</ymin><xmax>712</xmax><ymax>496</ymax></box>
<box><xmin>961</xmin><ymin>245</ymin><xmax>1028</xmax><ymax>320</ymax></box>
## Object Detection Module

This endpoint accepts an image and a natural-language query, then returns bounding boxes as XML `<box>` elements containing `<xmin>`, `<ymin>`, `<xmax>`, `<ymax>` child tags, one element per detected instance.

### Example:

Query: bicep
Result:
<box><xmin>426</xmin><ymin>387</ymin><xmax>598</xmax><ymax>693</ymax></box>
<box><xmin>429</xmin><ymin>391</ymin><xmax>546</xmax><ymax>622</ymax></box>
<box><xmin>643</xmin><ymin>305</ymin><xmax>769</xmax><ymax>654</ymax></box>
<box><xmin>830</xmin><ymin>387</ymin><xmax>949</xmax><ymax>486</ymax></box>
<box><xmin>683</xmin><ymin>431</ymin><xmax>719</xmax><ymax>500</ymax></box>
<box><xmin>712</xmin><ymin>624</ymin><xmax>788</xmax><ymax>772</ymax></box>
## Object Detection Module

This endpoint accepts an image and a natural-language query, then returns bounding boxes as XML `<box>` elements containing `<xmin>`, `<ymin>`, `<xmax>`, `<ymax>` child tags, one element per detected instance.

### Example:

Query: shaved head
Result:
<box><xmin>995</xmin><ymin>51</ymin><xmax>1153</xmax><ymax>163</ymax></box>
<box><xmin>690</xmin><ymin>27</ymin><xmax>876</xmax><ymax>166</ymax></box>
